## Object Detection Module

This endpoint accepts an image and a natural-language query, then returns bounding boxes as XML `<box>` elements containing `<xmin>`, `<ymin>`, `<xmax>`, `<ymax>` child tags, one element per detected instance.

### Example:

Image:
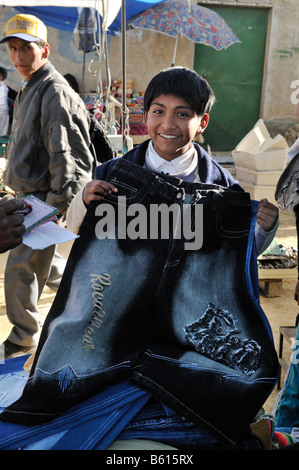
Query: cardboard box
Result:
<box><xmin>232</xmin><ymin>119</ymin><xmax>288</xmax><ymax>171</ymax></box>
<box><xmin>235</xmin><ymin>119</ymin><xmax>270</xmax><ymax>154</ymax></box>
<box><xmin>236</xmin><ymin>167</ymin><xmax>282</xmax><ymax>186</ymax></box>
<box><xmin>233</xmin><ymin>150</ymin><xmax>288</xmax><ymax>171</ymax></box>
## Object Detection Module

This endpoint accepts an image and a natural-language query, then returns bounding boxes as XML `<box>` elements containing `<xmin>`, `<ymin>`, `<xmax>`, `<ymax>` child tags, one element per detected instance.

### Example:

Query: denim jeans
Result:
<box><xmin>114</xmin><ymin>400</ymin><xmax>262</xmax><ymax>450</ymax></box>
<box><xmin>0</xmin><ymin>359</ymin><xmax>260</xmax><ymax>450</ymax></box>
<box><xmin>0</xmin><ymin>358</ymin><xmax>151</xmax><ymax>450</ymax></box>
<box><xmin>0</xmin><ymin>159</ymin><xmax>279</xmax><ymax>447</ymax></box>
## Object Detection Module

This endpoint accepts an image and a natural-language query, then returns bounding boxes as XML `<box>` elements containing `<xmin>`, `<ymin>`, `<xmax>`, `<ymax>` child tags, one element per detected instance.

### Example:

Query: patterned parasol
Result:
<box><xmin>128</xmin><ymin>0</ymin><xmax>240</xmax><ymax>65</ymax></box>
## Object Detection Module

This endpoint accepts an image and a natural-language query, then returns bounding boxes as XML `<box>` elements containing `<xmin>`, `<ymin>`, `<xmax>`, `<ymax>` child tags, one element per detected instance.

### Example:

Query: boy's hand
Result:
<box><xmin>256</xmin><ymin>198</ymin><xmax>278</xmax><ymax>232</ymax></box>
<box><xmin>83</xmin><ymin>179</ymin><xmax>118</xmax><ymax>206</ymax></box>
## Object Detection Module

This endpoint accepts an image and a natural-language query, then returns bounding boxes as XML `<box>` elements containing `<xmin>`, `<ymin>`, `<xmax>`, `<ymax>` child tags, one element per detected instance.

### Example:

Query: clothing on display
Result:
<box><xmin>0</xmin><ymin>358</ymin><xmax>262</xmax><ymax>450</ymax></box>
<box><xmin>0</xmin><ymin>159</ymin><xmax>279</xmax><ymax>448</ymax></box>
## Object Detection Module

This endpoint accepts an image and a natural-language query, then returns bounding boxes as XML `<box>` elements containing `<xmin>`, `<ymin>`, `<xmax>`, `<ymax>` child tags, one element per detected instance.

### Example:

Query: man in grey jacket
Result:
<box><xmin>0</xmin><ymin>14</ymin><xmax>93</xmax><ymax>358</ymax></box>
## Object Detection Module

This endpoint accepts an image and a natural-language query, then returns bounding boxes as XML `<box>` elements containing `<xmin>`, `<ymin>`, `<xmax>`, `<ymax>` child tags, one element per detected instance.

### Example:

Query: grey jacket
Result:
<box><xmin>4</xmin><ymin>61</ymin><xmax>93</xmax><ymax>215</ymax></box>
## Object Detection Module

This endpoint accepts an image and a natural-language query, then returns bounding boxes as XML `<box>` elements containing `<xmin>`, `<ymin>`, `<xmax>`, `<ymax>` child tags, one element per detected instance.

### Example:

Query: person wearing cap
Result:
<box><xmin>0</xmin><ymin>14</ymin><xmax>94</xmax><ymax>358</ymax></box>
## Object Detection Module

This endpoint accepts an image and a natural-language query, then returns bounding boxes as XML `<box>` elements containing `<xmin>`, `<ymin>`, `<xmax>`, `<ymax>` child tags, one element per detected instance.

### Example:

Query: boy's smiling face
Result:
<box><xmin>144</xmin><ymin>93</ymin><xmax>209</xmax><ymax>162</ymax></box>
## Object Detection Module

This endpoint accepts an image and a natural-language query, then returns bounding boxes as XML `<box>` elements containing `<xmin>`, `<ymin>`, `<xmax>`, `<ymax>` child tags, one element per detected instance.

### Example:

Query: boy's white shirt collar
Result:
<box><xmin>145</xmin><ymin>140</ymin><xmax>198</xmax><ymax>179</ymax></box>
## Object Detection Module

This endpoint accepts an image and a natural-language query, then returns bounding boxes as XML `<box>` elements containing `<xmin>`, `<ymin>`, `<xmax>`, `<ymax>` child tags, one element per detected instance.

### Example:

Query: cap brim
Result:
<box><xmin>0</xmin><ymin>33</ymin><xmax>41</xmax><ymax>44</ymax></box>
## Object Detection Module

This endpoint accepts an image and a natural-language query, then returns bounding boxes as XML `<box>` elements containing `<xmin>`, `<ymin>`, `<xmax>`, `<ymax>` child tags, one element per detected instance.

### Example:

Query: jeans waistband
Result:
<box><xmin>107</xmin><ymin>159</ymin><xmax>250</xmax><ymax>206</ymax></box>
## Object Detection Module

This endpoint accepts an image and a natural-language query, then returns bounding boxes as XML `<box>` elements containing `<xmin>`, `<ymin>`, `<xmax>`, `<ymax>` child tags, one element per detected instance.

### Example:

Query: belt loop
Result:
<box><xmin>147</xmin><ymin>175</ymin><xmax>164</xmax><ymax>196</ymax></box>
<box><xmin>176</xmin><ymin>187</ymin><xmax>185</xmax><ymax>201</ymax></box>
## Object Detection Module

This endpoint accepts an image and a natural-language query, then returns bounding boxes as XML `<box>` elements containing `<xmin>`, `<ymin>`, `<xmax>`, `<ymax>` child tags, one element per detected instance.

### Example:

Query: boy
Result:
<box><xmin>3</xmin><ymin>67</ymin><xmax>278</xmax><ymax>450</ymax></box>
<box><xmin>67</xmin><ymin>66</ymin><xmax>278</xmax><ymax>254</ymax></box>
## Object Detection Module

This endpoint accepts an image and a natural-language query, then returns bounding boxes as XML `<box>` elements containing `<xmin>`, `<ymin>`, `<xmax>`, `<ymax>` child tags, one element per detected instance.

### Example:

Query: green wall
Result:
<box><xmin>194</xmin><ymin>6</ymin><xmax>269</xmax><ymax>151</ymax></box>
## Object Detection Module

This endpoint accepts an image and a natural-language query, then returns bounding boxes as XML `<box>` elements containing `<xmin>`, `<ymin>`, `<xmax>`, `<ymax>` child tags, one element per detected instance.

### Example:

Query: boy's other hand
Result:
<box><xmin>256</xmin><ymin>198</ymin><xmax>278</xmax><ymax>232</ymax></box>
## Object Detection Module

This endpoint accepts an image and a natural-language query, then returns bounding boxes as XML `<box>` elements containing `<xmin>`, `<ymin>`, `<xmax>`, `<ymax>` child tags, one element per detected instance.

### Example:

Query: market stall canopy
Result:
<box><xmin>0</xmin><ymin>0</ymin><xmax>166</xmax><ymax>34</ymax></box>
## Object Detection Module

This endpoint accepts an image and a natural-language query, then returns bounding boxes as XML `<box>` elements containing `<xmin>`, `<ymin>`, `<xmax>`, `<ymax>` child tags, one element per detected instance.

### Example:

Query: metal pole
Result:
<box><xmin>81</xmin><ymin>8</ymin><xmax>89</xmax><ymax>96</ymax></box>
<box><xmin>121</xmin><ymin>0</ymin><xmax>126</xmax><ymax>151</ymax></box>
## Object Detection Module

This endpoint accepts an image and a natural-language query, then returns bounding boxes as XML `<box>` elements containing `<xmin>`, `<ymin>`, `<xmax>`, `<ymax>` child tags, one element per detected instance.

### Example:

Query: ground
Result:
<box><xmin>0</xmin><ymin>211</ymin><xmax>297</xmax><ymax>416</ymax></box>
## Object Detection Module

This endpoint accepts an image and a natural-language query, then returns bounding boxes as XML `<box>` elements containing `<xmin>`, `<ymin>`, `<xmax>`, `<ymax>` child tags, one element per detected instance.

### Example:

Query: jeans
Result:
<box><xmin>0</xmin><ymin>358</ymin><xmax>260</xmax><ymax>450</ymax></box>
<box><xmin>0</xmin><ymin>358</ymin><xmax>151</xmax><ymax>450</ymax></box>
<box><xmin>0</xmin><ymin>159</ymin><xmax>279</xmax><ymax>447</ymax></box>
<box><xmin>114</xmin><ymin>400</ymin><xmax>262</xmax><ymax>450</ymax></box>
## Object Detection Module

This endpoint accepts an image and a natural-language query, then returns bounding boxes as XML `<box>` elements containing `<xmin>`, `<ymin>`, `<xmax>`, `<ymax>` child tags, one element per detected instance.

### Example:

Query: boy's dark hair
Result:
<box><xmin>144</xmin><ymin>66</ymin><xmax>215</xmax><ymax>116</ymax></box>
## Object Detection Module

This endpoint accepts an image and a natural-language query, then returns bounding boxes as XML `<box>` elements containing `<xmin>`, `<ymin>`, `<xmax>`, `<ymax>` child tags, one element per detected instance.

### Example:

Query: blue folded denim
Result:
<box><xmin>0</xmin><ymin>358</ymin><xmax>261</xmax><ymax>450</ymax></box>
<box><xmin>0</xmin><ymin>355</ymin><xmax>29</xmax><ymax>414</ymax></box>
<box><xmin>114</xmin><ymin>400</ymin><xmax>262</xmax><ymax>450</ymax></box>
<box><xmin>0</xmin><ymin>369</ymin><xmax>151</xmax><ymax>450</ymax></box>
<box><xmin>0</xmin><ymin>160</ymin><xmax>279</xmax><ymax>448</ymax></box>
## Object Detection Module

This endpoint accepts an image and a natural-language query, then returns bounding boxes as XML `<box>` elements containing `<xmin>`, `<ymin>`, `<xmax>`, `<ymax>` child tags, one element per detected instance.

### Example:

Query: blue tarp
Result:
<box><xmin>10</xmin><ymin>1</ymin><xmax>165</xmax><ymax>34</ymax></box>
<box><xmin>13</xmin><ymin>6</ymin><xmax>78</xmax><ymax>32</ymax></box>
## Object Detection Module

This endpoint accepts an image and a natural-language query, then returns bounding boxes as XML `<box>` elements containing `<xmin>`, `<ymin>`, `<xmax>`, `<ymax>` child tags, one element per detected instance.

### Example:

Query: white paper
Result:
<box><xmin>22</xmin><ymin>221</ymin><xmax>79</xmax><ymax>250</ymax></box>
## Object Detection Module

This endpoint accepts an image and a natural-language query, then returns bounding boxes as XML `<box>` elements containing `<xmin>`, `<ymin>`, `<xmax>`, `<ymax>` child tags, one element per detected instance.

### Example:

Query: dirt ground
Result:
<box><xmin>0</xmin><ymin>211</ymin><xmax>298</xmax><ymax>417</ymax></box>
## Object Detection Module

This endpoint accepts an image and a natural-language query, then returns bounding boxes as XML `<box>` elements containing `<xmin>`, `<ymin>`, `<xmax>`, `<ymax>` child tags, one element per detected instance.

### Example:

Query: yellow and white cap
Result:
<box><xmin>0</xmin><ymin>14</ymin><xmax>47</xmax><ymax>44</ymax></box>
